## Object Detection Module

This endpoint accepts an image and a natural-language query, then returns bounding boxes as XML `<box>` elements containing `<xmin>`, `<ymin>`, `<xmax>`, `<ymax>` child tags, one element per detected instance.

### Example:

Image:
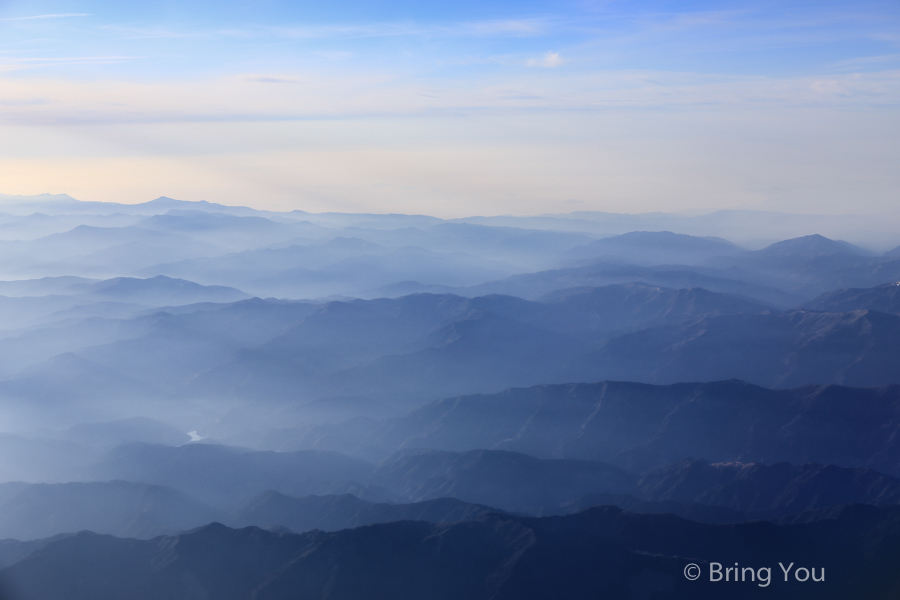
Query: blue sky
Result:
<box><xmin>0</xmin><ymin>0</ymin><xmax>898</xmax><ymax>215</ymax></box>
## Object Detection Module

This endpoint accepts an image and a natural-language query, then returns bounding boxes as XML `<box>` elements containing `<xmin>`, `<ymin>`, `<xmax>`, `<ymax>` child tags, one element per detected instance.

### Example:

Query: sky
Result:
<box><xmin>0</xmin><ymin>0</ymin><xmax>898</xmax><ymax>216</ymax></box>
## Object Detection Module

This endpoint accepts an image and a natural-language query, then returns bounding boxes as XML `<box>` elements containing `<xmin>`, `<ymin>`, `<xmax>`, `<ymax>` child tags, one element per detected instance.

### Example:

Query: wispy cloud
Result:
<box><xmin>0</xmin><ymin>13</ymin><xmax>90</xmax><ymax>21</ymax></box>
<box><xmin>2</xmin><ymin>67</ymin><xmax>897</xmax><ymax>127</ymax></box>
<box><xmin>0</xmin><ymin>56</ymin><xmax>136</xmax><ymax>73</ymax></box>
<box><xmin>102</xmin><ymin>16</ymin><xmax>555</xmax><ymax>43</ymax></box>
<box><xmin>527</xmin><ymin>52</ymin><xmax>564</xmax><ymax>68</ymax></box>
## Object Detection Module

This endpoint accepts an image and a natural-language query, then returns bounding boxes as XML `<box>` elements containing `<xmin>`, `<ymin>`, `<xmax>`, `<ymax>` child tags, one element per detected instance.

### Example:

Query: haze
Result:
<box><xmin>1</xmin><ymin>0</ymin><xmax>899</xmax><ymax>216</ymax></box>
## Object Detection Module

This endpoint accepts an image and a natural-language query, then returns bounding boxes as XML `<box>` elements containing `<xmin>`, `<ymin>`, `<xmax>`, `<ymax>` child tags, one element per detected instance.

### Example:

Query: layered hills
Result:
<box><xmin>0</xmin><ymin>198</ymin><xmax>899</xmax><ymax>597</ymax></box>
<box><xmin>3</xmin><ymin>505</ymin><xmax>900</xmax><ymax>599</ymax></box>
<box><xmin>278</xmin><ymin>380</ymin><xmax>900</xmax><ymax>475</ymax></box>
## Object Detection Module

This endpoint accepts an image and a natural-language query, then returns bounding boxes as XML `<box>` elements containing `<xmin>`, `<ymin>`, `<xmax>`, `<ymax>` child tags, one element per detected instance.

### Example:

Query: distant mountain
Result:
<box><xmin>562</xmin><ymin>231</ymin><xmax>742</xmax><ymax>266</ymax></box>
<box><xmin>802</xmin><ymin>282</ymin><xmax>900</xmax><ymax>314</ymax></box>
<box><xmin>187</xmin><ymin>287</ymin><xmax>772</xmax><ymax>408</ymax></box>
<box><xmin>135</xmin><ymin>211</ymin><xmax>329</xmax><ymax>251</ymax></box>
<box><xmin>0</xmin><ymin>277</ymin><xmax>96</xmax><ymax>297</ymax></box>
<box><xmin>408</xmin><ymin>222</ymin><xmax>595</xmax><ymax>270</ymax></box>
<box><xmin>210</xmin><ymin>303</ymin><xmax>900</xmax><ymax>409</ymax></box>
<box><xmin>587</xmin><ymin>309</ymin><xmax>900</xmax><ymax>388</ymax></box>
<box><xmin>372</xmin><ymin>449</ymin><xmax>635</xmax><ymax>511</ymax></box>
<box><xmin>0</xmin><ymin>481</ymin><xmax>221</xmax><ymax>541</ymax></box>
<box><xmin>141</xmin><ymin>237</ymin><xmax>521</xmax><ymax>298</ymax></box>
<box><xmin>538</xmin><ymin>284</ymin><xmax>770</xmax><ymax>336</ymax></box>
<box><xmin>0</xmin><ymin>284</ymin><xmax>792</xmax><ymax>423</ymax></box>
<box><xmin>83</xmin><ymin>276</ymin><xmax>249</xmax><ymax>305</ymax></box>
<box><xmin>552</xmin><ymin>493</ymin><xmax>751</xmax><ymax>523</ymax></box>
<box><xmin>324</xmin><ymin>222</ymin><xmax>595</xmax><ymax>271</ymax></box>
<box><xmin>0</xmin><ymin>353</ymin><xmax>166</xmax><ymax>415</ymax></box>
<box><xmin>276</xmin><ymin>380</ymin><xmax>900</xmax><ymax>476</ymax></box>
<box><xmin>235</xmin><ymin>492</ymin><xmax>499</xmax><ymax>532</ymax></box>
<box><xmin>61</xmin><ymin>417</ymin><xmax>190</xmax><ymax>447</ymax></box>
<box><xmin>703</xmin><ymin>235</ymin><xmax>900</xmax><ymax>298</ymax></box>
<box><xmin>4</xmin><ymin>505</ymin><xmax>900</xmax><ymax>599</ymax></box>
<box><xmin>459</xmin><ymin>208</ymin><xmax>900</xmax><ymax>249</ymax></box>
<box><xmin>44</xmin><ymin>299</ymin><xmax>317</xmax><ymax>392</ymax></box>
<box><xmin>762</xmin><ymin>234</ymin><xmax>875</xmax><ymax>258</ymax></box>
<box><xmin>94</xmin><ymin>443</ymin><xmax>379</xmax><ymax>509</ymax></box>
<box><xmin>0</xmin><ymin>275</ymin><xmax>248</xmax><ymax>338</ymax></box>
<box><xmin>887</xmin><ymin>245</ymin><xmax>900</xmax><ymax>257</ymax></box>
<box><xmin>453</xmin><ymin>261</ymin><xmax>800</xmax><ymax>306</ymax></box>
<box><xmin>750</xmin><ymin>234</ymin><xmax>871</xmax><ymax>259</ymax></box>
<box><xmin>0</xmin><ymin>225</ymin><xmax>224</xmax><ymax>277</ymax></box>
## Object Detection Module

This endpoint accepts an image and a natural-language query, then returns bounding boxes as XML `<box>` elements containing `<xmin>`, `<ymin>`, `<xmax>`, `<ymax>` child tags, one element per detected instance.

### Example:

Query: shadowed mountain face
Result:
<box><xmin>802</xmin><ymin>281</ymin><xmax>900</xmax><ymax>314</ymax></box>
<box><xmin>701</xmin><ymin>235</ymin><xmax>900</xmax><ymax>298</ymax></box>
<box><xmin>234</xmin><ymin>493</ymin><xmax>500</xmax><ymax>533</ymax></box>
<box><xmin>585</xmin><ymin>309</ymin><xmax>900</xmax><ymax>388</ymax></box>
<box><xmin>1</xmin><ymin>283</ymin><xmax>793</xmax><ymax>427</ymax></box>
<box><xmin>37</xmin><ymin>287</ymin><xmax>898</xmax><ymax>422</ymax></box>
<box><xmin>3</xmin><ymin>505</ymin><xmax>900</xmax><ymax>600</ymax></box>
<box><xmin>637</xmin><ymin>459</ymin><xmax>900</xmax><ymax>515</ymax></box>
<box><xmin>5</xmin><ymin>450</ymin><xmax>900</xmax><ymax>541</ymax></box>
<box><xmin>4</xmin><ymin>276</ymin><xmax>900</xmax><ymax>435</ymax></box>
<box><xmin>276</xmin><ymin>380</ymin><xmax>900</xmax><ymax>475</ymax></box>
<box><xmin>370</xmin><ymin>449</ymin><xmax>636</xmax><ymax>511</ymax></box>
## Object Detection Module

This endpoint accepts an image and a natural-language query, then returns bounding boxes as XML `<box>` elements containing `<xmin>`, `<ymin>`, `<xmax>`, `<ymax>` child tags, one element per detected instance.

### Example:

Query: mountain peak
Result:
<box><xmin>756</xmin><ymin>234</ymin><xmax>870</xmax><ymax>258</ymax></box>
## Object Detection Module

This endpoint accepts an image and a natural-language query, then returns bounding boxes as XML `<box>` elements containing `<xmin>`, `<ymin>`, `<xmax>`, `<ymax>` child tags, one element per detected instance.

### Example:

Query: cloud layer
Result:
<box><xmin>0</xmin><ymin>0</ymin><xmax>898</xmax><ymax>215</ymax></box>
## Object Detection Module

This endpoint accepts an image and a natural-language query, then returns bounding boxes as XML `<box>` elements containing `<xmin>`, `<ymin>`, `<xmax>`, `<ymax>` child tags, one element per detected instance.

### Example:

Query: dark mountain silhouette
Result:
<box><xmin>371</xmin><ymin>449</ymin><xmax>635</xmax><ymax>511</ymax></box>
<box><xmin>802</xmin><ymin>281</ymin><xmax>900</xmax><ymax>314</ymax></box>
<box><xmin>0</xmin><ymin>481</ymin><xmax>222</xmax><ymax>541</ymax></box>
<box><xmin>3</xmin><ymin>505</ymin><xmax>900</xmax><ymax>599</ymax></box>
<box><xmin>551</xmin><ymin>493</ymin><xmax>751</xmax><ymax>523</ymax></box>
<box><xmin>0</xmin><ymin>535</ymin><xmax>72</xmax><ymax>570</ymax></box>
<box><xmin>235</xmin><ymin>492</ymin><xmax>500</xmax><ymax>532</ymax></box>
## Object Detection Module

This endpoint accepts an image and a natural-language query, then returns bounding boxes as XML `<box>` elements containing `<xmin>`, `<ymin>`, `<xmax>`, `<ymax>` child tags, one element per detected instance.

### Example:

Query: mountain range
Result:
<box><xmin>2</xmin><ymin>504</ymin><xmax>899</xmax><ymax>599</ymax></box>
<box><xmin>0</xmin><ymin>196</ymin><xmax>899</xmax><ymax>597</ymax></box>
